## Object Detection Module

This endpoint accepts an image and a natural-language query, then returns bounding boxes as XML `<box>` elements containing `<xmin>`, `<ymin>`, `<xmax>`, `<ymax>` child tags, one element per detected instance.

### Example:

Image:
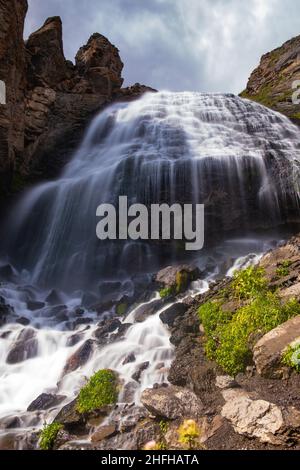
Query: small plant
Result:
<box><xmin>116</xmin><ymin>302</ymin><xmax>127</xmax><ymax>316</ymax></box>
<box><xmin>175</xmin><ymin>270</ymin><xmax>189</xmax><ymax>293</ymax></box>
<box><xmin>276</xmin><ymin>260</ymin><xmax>292</xmax><ymax>278</ymax></box>
<box><xmin>159</xmin><ymin>286</ymin><xmax>174</xmax><ymax>298</ymax></box>
<box><xmin>282</xmin><ymin>342</ymin><xmax>300</xmax><ymax>373</ymax></box>
<box><xmin>159</xmin><ymin>419</ymin><xmax>169</xmax><ymax>435</ymax></box>
<box><xmin>39</xmin><ymin>422</ymin><xmax>63</xmax><ymax>450</ymax></box>
<box><xmin>77</xmin><ymin>369</ymin><xmax>118</xmax><ymax>414</ymax></box>
<box><xmin>177</xmin><ymin>419</ymin><xmax>202</xmax><ymax>450</ymax></box>
<box><xmin>231</xmin><ymin>266</ymin><xmax>267</xmax><ymax>300</ymax></box>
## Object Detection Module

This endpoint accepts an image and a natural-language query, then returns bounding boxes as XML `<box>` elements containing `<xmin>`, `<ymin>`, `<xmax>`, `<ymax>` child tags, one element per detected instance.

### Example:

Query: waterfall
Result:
<box><xmin>0</xmin><ymin>91</ymin><xmax>299</xmax><ymax>449</ymax></box>
<box><xmin>1</xmin><ymin>92</ymin><xmax>299</xmax><ymax>292</ymax></box>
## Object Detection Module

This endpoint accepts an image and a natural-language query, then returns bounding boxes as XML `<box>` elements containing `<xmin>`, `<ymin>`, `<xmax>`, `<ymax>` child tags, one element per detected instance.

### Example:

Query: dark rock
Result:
<box><xmin>122</xmin><ymin>352</ymin><xmax>136</xmax><ymax>365</ymax></box>
<box><xmin>94</xmin><ymin>318</ymin><xmax>121</xmax><ymax>340</ymax></box>
<box><xmin>131</xmin><ymin>362</ymin><xmax>150</xmax><ymax>382</ymax></box>
<box><xmin>0</xmin><ymin>297</ymin><xmax>14</xmax><ymax>326</ymax></box>
<box><xmin>63</xmin><ymin>339</ymin><xmax>94</xmax><ymax>374</ymax></box>
<box><xmin>26</xmin><ymin>300</ymin><xmax>45</xmax><ymax>311</ymax></box>
<box><xmin>2</xmin><ymin>416</ymin><xmax>22</xmax><ymax>429</ymax></box>
<box><xmin>135</xmin><ymin>418</ymin><xmax>161</xmax><ymax>449</ymax></box>
<box><xmin>27</xmin><ymin>393</ymin><xmax>66</xmax><ymax>411</ymax></box>
<box><xmin>45</xmin><ymin>289</ymin><xmax>63</xmax><ymax>305</ymax></box>
<box><xmin>16</xmin><ymin>317</ymin><xmax>30</xmax><ymax>326</ymax></box>
<box><xmin>81</xmin><ymin>292</ymin><xmax>99</xmax><ymax>308</ymax></box>
<box><xmin>155</xmin><ymin>264</ymin><xmax>200</xmax><ymax>293</ymax></box>
<box><xmin>54</xmin><ymin>399</ymin><xmax>84</xmax><ymax>431</ymax></box>
<box><xmin>66</xmin><ymin>333</ymin><xmax>82</xmax><ymax>347</ymax></box>
<box><xmin>6</xmin><ymin>328</ymin><xmax>38</xmax><ymax>364</ymax></box>
<box><xmin>134</xmin><ymin>299</ymin><xmax>164</xmax><ymax>322</ymax></box>
<box><xmin>73</xmin><ymin>317</ymin><xmax>93</xmax><ymax>327</ymax></box>
<box><xmin>159</xmin><ymin>302</ymin><xmax>188</xmax><ymax>327</ymax></box>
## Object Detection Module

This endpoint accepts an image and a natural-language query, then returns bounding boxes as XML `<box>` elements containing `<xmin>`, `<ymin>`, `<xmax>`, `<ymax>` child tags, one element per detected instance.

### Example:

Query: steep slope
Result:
<box><xmin>240</xmin><ymin>35</ymin><xmax>300</xmax><ymax>123</ymax></box>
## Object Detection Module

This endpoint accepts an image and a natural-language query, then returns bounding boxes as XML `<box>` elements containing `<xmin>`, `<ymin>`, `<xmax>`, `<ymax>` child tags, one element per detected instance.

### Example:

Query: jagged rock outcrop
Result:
<box><xmin>241</xmin><ymin>35</ymin><xmax>300</xmax><ymax>122</ymax></box>
<box><xmin>0</xmin><ymin>8</ymin><xmax>156</xmax><ymax>203</ymax></box>
<box><xmin>0</xmin><ymin>0</ymin><xmax>28</xmax><ymax>199</ymax></box>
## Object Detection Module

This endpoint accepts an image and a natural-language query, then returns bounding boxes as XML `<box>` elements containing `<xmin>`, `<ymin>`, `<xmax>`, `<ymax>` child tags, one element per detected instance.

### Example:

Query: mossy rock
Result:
<box><xmin>77</xmin><ymin>369</ymin><xmax>119</xmax><ymax>414</ymax></box>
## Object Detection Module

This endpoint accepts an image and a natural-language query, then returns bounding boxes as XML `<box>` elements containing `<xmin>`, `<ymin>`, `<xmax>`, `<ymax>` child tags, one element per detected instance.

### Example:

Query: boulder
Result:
<box><xmin>253</xmin><ymin>315</ymin><xmax>300</xmax><ymax>378</ymax></box>
<box><xmin>215</xmin><ymin>375</ymin><xmax>239</xmax><ymax>390</ymax></box>
<box><xmin>94</xmin><ymin>318</ymin><xmax>121</xmax><ymax>340</ymax></box>
<box><xmin>131</xmin><ymin>362</ymin><xmax>149</xmax><ymax>382</ymax></box>
<box><xmin>221</xmin><ymin>388</ymin><xmax>300</xmax><ymax>445</ymax></box>
<box><xmin>27</xmin><ymin>393</ymin><xmax>65</xmax><ymax>411</ymax></box>
<box><xmin>6</xmin><ymin>328</ymin><xmax>38</xmax><ymax>364</ymax></box>
<box><xmin>141</xmin><ymin>385</ymin><xmax>203</xmax><ymax>420</ymax></box>
<box><xmin>155</xmin><ymin>264</ymin><xmax>200</xmax><ymax>294</ymax></box>
<box><xmin>122</xmin><ymin>353</ymin><xmax>136</xmax><ymax>365</ymax></box>
<box><xmin>159</xmin><ymin>303</ymin><xmax>188</xmax><ymax>327</ymax></box>
<box><xmin>63</xmin><ymin>339</ymin><xmax>94</xmax><ymax>374</ymax></box>
<box><xmin>91</xmin><ymin>424</ymin><xmax>116</xmax><ymax>442</ymax></box>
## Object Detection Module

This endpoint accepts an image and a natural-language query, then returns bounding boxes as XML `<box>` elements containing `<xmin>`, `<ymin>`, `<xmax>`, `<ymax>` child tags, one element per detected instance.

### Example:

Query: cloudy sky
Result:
<box><xmin>24</xmin><ymin>0</ymin><xmax>300</xmax><ymax>94</ymax></box>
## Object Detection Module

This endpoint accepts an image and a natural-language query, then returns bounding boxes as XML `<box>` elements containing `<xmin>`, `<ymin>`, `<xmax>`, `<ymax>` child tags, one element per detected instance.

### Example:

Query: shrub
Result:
<box><xmin>77</xmin><ymin>369</ymin><xmax>118</xmax><ymax>414</ymax></box>
<box><xmin>199</xmin><ymin>293</ymin><xmax>300</xmax><ymax>376</ymax></box>
<box><xmin>177</xmin><ymin>419</ymin><xmax>202</xmax><ymax>450</ymax></box>
<box><xmin>231</xmin><ymin>266</ymin><xmax>267</xmax><ymax>300</ymax></box>
<box><xmin>282</xmin><ymin>342</ymin><xmax>300</xmax><ymax>373</ymax></box>
<box><xmin>276</xmin><ymin>261</ymin><xmax>292</xmax><ymax>278</ymax></box>
<box><xmin>159</xmin><ymin>286</ymin><xmax>174</xmax><ymax>298</ymax></box>
<box><xmin>39</xmin><ymin>422</ymin><xmax>63</xmax><ymax>450</ymax></box>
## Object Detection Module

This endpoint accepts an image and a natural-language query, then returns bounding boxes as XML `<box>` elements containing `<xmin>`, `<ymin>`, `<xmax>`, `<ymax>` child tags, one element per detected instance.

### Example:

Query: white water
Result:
<box><xmin>0</xmin><ymin>91</ymin><xmax>299</xmax><ymax>449</ymax></box>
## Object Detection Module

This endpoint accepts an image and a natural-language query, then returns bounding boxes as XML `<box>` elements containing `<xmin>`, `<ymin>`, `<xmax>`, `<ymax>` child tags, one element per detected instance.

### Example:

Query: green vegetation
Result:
<box><xmin>39</xmin><ymin>422</ymin><xmax>63</xmax><ymax>450</ymax></box>
<box><xmin>159</xmin><ymin>286</ymin><xmax>175</xmax><ymax>298</ymax></box>
<box><xmin>77</xmin><ymin>369</ymin><xmax>118</xmax><ymax>414</ymax></box>
<box><xmin>282</xmin><ymin>342</ymin><xmax>300</xmax><ymax>373</ymax></box>
<box><xmin>276</xmin><ymin>260</ymin><xmax>292</xmax><ymax>277</ymax></box>
<box><xmin>116</xmin><ymin>302</ymin><xmax>127</xmax><ymax>316</ymax></box>
<box><xmin>159</xmin><ymin>419</ymin><xmax>169</xmax><ymax>435</ymax></box>
<box><xmin>292</xmin><ymin>112</ymin><xmax>300</xmax><ymax>120</ymax></box>
<box><xmin>177</xmin><ymin>419</ymin><xmax>203</xmax><ymax>450</ymax></box>
<box><xmin>231</xmin><ymin>266</ymin><xmax>267</xmax><ymax>299</ymax></box>
<box><xmin>199</xmin><ymin>267</ymin><xmax>300</xmax><ymax>376</ymax></box>
<box><xmin>175</xmin><ymin>270</ymin><xmax>189</xmax><ymax>293</ymax></box>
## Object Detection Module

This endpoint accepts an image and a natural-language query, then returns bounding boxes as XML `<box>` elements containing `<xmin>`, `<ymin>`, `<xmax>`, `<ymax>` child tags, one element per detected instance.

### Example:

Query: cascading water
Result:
<box><xmin>0</xmin><ymin>91</ymin><xmax>299</xmax><ymax>449</ymax></box>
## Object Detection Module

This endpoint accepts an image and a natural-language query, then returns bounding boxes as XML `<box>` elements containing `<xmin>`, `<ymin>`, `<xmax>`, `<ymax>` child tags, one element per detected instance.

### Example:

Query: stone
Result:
<box><xmin>63</xmin><ymin>339</ymin><xmax>94</xmax><ymax>374</ymax></box>
<box><xmin>94</xmin><ymin>318</ymin><xmax>121</xmax><ymax>340</ymax></box>
<box><xmin>122</xmin><ymin>352</ymin><xmax>136</xmax><ymax>365</ymax></box>
<box><xmin>221</xmin><ymin>393</ymin><xmax>300</xmax><ymax>445</ymax></box>
<box><xmin>131</xmin><ymin>362</ymin><xmax>149</xmax><ymax>382</ymax></box>
<box><xmin>215</xmin><ymin>375</ymin><xmax>239</xmax><ymax>390</ymax></box>
<box><xmin>16</xmin><ymin>317</ymin><xmax>30</xmax><ymax>326</ymax></box>
<box><xmin>91</xmin><ymin>424</ymin><xmax>116</xmax><ymax>442</ymax></box>
<box><xmin>27</xmin><ymin>393</ymin><xmax>65</xmax><ymax>411</ymax></box>
<box><xmin>45</xmin><ymin>289</ymin><xmax>63</xmax><ymax>305</ymax></box>
<box><xmin>135</xmin><ymin>419</ymin><xmax>161</xmax><ymax>449</ymax></box>
<box><xmin>155</xmin><ymin>264</ymin><xmax>200</xmax><ymax>293</ymax></box>
<box><xmin>66</xmin><ymin>333</ymin><xmax>82</xmax><ymax>347</ymax></box>
<box><xmin>141</xmin><ymin>385</ymin><xmax>203</xmax><ymax>420</ymax></box>
<box><xmin>134</xmin><ymin>299</ymin><xmax>164</xmax><ymax>322</ymax></box>
<box><xmin>159</xmin><ymin>303</ymin><xmax>188</xmax><ymax>327</ymax></box>
<box><xmin>253</xmin><ymin>316</ymin><xmax>300</xmax><ymax>378</ymax></box>
<box><xmin>54</xmin><ymin>399</ymin><xmax>83</xmax><ymax>429</ymax></box>
<box><xmin>26</xmin><ymin>300</ymin><xmax>45</xmax><ymax>311</ymax></box>
<box><xmin>6</xmin><ymin>328</ymin><xmax>38</xmax><ymax>364</ymax></box>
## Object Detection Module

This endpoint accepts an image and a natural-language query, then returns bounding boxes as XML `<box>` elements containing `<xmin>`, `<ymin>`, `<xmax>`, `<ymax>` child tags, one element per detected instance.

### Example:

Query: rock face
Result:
<box><xmin>241</xmin><ymin>35</ymin><xmax>300</xmax><ymax>121</ymax></box>
<box><xmin>0</xmin><ymin>0</ymin><xmax>28</xmax><ymax>200</ymax></box>
<box><xmin>0</xmin><ymin>8</ymin><xmax>156</xmax><ymax>204</ymax></box>
<box><xmin>253</xmin><ymin>316</ymin><xmax>300</xmax><ymax>379</ymax></box>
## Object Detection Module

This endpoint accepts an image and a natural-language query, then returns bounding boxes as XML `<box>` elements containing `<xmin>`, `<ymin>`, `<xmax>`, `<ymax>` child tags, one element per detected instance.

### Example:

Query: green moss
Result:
<box><xmin>292</xmin><ymin>112</ymin><xmax>300</xmax><ymax>120</ymax></box>
<box><xmin>77</xmin><ymin>369</ymin><xmax>118</xmax><ymax>414</ymax></box>
<box><xmin>276</xmin><ymin>260</ymin><xmax>292</xmax><ymax>277</ymax></box>
<box><xmin>159</xmin><ymin>286</ymin><xmax>175</xmax><ymax>298</ymax></box>
<box><xmin>231</xmin><ymin>266</ymin><xmax>268</xmax><ymax>300</ymax></box>
<box><xmin>198</xmin><ymin>267</ymin><xmax>300</xmax><ymax>375</ymax></box>
<box><xmin>116</xmin><ymin>302</ymin><xmax>127</xmax><ymax>316</ymax></box>
<box><xmin>39</xmin><ymin>422</ymin><xmax>63</xmax><ymax>450</ymax></box>
<box><xmin>175</xmin><ymin>270</ymin><xmax>189</xmax><ymax>293</ymax></box>
<box><xmin>282</xmin><ymin>342</ymin><xmax>300</xmax><ymax>373</ymax></box>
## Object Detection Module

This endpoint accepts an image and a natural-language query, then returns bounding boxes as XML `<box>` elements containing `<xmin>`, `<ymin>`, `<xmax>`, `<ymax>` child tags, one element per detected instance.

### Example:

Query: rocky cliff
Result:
<box><xmin>0</xmin><ymin>2</ymin><xmax>155</xmax><ymax>203</ymax></box>
<box><xmin>241</xmin><ymin>35</ymin><xmax>300</xmax><ymax>123</ymax></box>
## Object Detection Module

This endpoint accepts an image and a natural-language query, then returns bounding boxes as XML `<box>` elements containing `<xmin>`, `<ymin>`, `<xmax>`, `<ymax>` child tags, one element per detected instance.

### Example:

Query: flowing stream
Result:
<box><xmin>0</xmin><ymin>92</ymin><xmax>300</xmax><ymax>449</ymax></box>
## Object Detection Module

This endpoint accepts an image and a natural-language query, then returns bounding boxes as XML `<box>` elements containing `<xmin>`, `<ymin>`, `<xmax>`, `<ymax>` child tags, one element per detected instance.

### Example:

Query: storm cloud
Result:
<box><xmin>24</xmin><ymin>0</ymin><xmax>300</xmax><ymax>93</ymax></box>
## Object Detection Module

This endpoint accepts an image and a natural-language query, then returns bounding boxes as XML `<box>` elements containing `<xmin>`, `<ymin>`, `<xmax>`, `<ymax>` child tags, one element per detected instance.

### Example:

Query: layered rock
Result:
<box><xmin>241</xmin><ymin>35</ymin><xmax>300</xmax><ymax>122</ymax></box>
<box><xmin>0</xmin><ymin>10</ymin><xmax>156</xmax><ymax>204</ymax></box>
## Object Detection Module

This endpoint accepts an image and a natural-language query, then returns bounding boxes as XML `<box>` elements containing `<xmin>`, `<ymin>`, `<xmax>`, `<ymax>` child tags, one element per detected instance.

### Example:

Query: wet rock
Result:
<box><xmin>0</xmin><ymin>296</ymin><xmax>14</xmax><ymax>326</ymax></box>
<box><xmin>94</xmin><ymin>318</ymin><xmax>121</xmax><ymax>340</ymax></box>
<box><xmin>118</xmin><ymin>406</ymin><xmax>149</xmax><ymax>432</ymax></box>
<box><xmin>27</xmin><ymin>393</ymin><xmax>66</xmax><ymax>411</ymax></box>
<box><xmin>45</xmin><ymin>289</ymin><xmax>63</xmax><ymax>305</ymax></box>
<box><xmin>54</xmin><ymin>399</ymin><xmax>84</xmax><ymax>431</ymax></box>
<box><xmin>26</xmin><ymin>300</ymin><xmax>45</xmax><ymax>311</ymax></box>
<box><xmin>110</xmin><ymin>323</ymin><xmax>132</xmax><ymax>342</ymax></box>
<box><xmin>39</xmin><ymin>304</ymin><xmax>67</xmax><ymax>317</ymax></box>
<box><xmin>73</xmin><ymin>317</ymin><xmax>93</xmax><ymax>327</ymax></box>
<box><xmin>2</xmin><ymin>416</ymin><xmax>22</xmax><ymax>429</ymax></box>
<box><xmin>159</xmin><ymin>303</ymin><xmax>188</xmax><ymax>327</ymax></box>
<box><xmin>81</xmin><ymin>292</ymin><xmax>99</xmax><ymax>308</ymax></box>
<box><xmin>155</xmin><ymin>264</ymin><xmax>200</xmax><ymax>294</ymax></box>
<box><xmin>122</xmin><ymin>381</ymin><xmax>138</xmax><ymax>403</ymax></box>
<box><xmin>131</xmin><ymin>362</ymin><xmax>149</xmax><ymax>382</ymax></box>
<box><xmin>91</xmin><ymin>424</ymin><xmax>116</xmax><ymax>442</ymax></box>
<box><xmin>141</xmin><ymin>385</ymin><xmax>203</xmax><ymax>420</ymax></box>
<box><xmin>122</xmin><ymin>352</ymin><xmax>136</xmax><ymax>365</ymax></box>
<box><xmin>53</xmin><ymin>429</ymin><xmax>74</xmax><ymax>450</ymax></box>
<box><xmin>66</xmin><ymin>333</ymin><xmax>82</xmax><ymax>347</ymax></box>
<box><xmin>253</xmin><ymin>315</ymin><xmax>300</xmax><ymax>378</ymax></box>
<box><xmin>135</xmin><ymin>419</ymin><xmax>161</xmax><ymax>449</ymax></box>
<box><xmin>16</xmin><ymin>317</ymin><xmax>30</xmax><ymax>326</ymax></box>
<box><xmin>6</xmin><ymin>328</ymin><xmax>38</xmax><ymax>364</ymax></box>
<box><xmin>134</xmin><ymin>299</ymin><xmax>164</xmax><ymax>322</ymax></box>
<box><xmin>63</xmin><ymin>339</ymin><xmax>94</xmax><ymax>374</ymax></box>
